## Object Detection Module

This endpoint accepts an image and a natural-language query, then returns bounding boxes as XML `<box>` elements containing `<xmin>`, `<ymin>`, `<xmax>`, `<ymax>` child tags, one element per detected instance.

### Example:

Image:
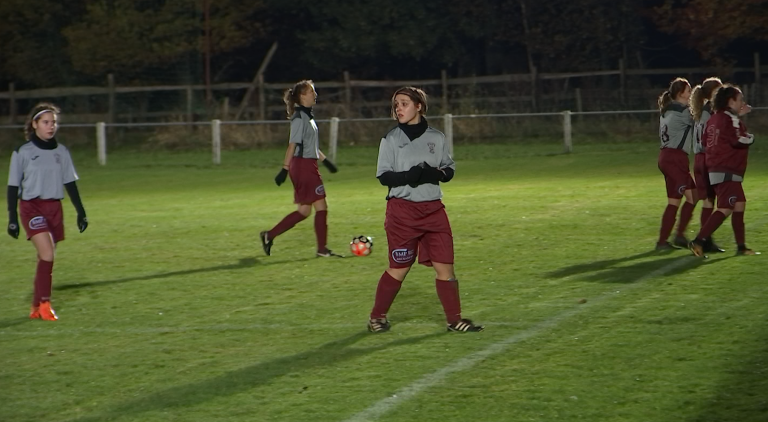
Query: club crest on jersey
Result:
<box><xmin>391</xmin><ymin>248</ymin><xmax>415</xmax><ymax>264</ymax></box>
<box><xmin>427</xmin><ymin>142</ymin><xmax>436</xmax><ymax>154</ymax></box>
<box><xmin>315</xmin><ymin>185</ymin><xmax>325</xmax><ymax>196</ymax></box>
<box><xmin>729</xmin><ymin>196</ymin><xmax>737</xmax><ymax>206</ymax></box>
<box><xmin>54</xmin><ymin>153</ymin><xmax>61</xmax><ymax>164</ymax></box>
<box><xmin>29</xmin><ymin>216</ymin><xmax>48</xmax><ymax>230</ymax></box>
<box><xmin>677</xmin><ymin>185</ymin><xmax>687</xmax><ymax>195</ymax></box>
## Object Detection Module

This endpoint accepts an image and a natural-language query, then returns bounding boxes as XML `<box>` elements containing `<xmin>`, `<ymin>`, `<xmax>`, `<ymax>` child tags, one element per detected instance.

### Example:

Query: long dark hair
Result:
<box><xmin>690</xmin><ymin>77</ymin><xmax>722</xmax><ymax>121</ymax></box>
<box><xmin>712</xmin><ymin>84</ymin><xmax>742</xmax><ymax>113</ymax></box>
<box><xmin>390</xmin><ymin>87</ymin><xmax>428</xmax><ymax>120</ymax></box>
<box><xmin>283</xmin><ymin>80</ymin><xmax>314</xmax><ymax>119</ymax></box>
<box><xmin>657</xmin><ymin>78</ymin><xmax>690</xmax><ymax>113</ymax></box>
<box><xmin>24</xmin><ymin>102</ymin><xmax>61</xmax><ymax>140</ymax></box>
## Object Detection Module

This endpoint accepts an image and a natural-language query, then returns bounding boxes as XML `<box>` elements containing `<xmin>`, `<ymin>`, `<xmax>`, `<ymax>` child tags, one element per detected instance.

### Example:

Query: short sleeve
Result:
<box><xmin>376</xmin><ymin>138</ymin><xmax>395</xmax><ymax>177</ymax></box>
<box><xmin>60</xmin><ymin>147</ymin><xmax>79</xmax><ymax>184</ymax></box>
<box><xmin>289</xmin><ymin>117</ymin><xmax>304</xmax><ymax>144</ymax></box>
<box><xmin>7</xmin><ymin>151</ymin><xmax>22</xmax><ymax>187</ymax></box>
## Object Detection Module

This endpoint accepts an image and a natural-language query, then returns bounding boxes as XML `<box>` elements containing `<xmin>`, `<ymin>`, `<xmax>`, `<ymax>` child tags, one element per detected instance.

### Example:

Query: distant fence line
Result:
<box><xmin>1</xmin><ymin>53</ymin><xmax>765</xmax><ymax>124</ymax></box>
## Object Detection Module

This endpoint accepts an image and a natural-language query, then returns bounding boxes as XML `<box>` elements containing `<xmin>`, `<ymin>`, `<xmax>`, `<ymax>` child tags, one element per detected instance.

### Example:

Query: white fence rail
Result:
<box><xmin>2</xmin><ymin>108</ymin><xmax>766</xmax><ymax>165</ymax></box>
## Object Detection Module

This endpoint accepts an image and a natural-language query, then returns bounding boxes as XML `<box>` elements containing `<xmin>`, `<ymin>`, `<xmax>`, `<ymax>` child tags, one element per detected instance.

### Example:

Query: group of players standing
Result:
<box><xmin>5</xmin><ymin>77</ymin><xmax>759</xmax><ymax>328</ymax></box>
<box><xmin>656</xmin><ymin>77</ymin><xmax>758</xmax><ymax>256</ymax></box>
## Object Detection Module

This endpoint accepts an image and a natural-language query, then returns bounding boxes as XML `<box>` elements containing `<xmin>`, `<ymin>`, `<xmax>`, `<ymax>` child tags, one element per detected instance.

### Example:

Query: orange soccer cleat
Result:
<box><xmin>29</xmin><ymin>306</ymin><xmax>41</xmax><ymax>319</ymax></box>
<box><xmin>38</xmin><ymin>301</ymin><xmax>58</xmax><ymax>321</ymax></box>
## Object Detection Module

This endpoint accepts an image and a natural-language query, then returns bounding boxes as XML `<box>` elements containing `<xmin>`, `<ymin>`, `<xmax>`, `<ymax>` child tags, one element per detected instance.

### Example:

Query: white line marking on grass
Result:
<box><xmin>342</xmin><ymin>255</ymin><xmax>699</xmax><ymax>422</ymax></box>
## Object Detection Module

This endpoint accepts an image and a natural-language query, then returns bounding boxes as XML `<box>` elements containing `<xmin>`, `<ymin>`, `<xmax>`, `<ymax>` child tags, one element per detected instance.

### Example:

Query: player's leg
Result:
<box><xmin>658</xmin><ymin>196</ymin><xmax>681</xmax><ymax>250</ymax></box>
<box><xmin>260</xmin><ymin>204</ymin><xmax>310</xmax><ymax>256</ymax></box>
<box><xmin>673</xmin><ymin>185</ymin><xmax>697</xmax><ymax>247</ymax></box>
<box><xmin>30</xmin><ymin>232</ymin><xmax>57</xmax><ymax>320</ymax></box>
<box><xmin>312</xmin><ymin>198</ymin><xmax>342</xmax><ymax>257</ymax></box>
<box><xmin>731</xmin><ymin>198</ymin><xmax>757</xmax><ymax>255</ymax></box>
<box><xmin>690</xmin><ymin>182</ymin><xmax>736</xmax><ymax>256</ymax></box>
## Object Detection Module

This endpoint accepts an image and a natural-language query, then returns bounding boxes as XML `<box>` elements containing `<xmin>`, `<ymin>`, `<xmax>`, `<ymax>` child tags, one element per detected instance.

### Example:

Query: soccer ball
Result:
<box><xmin>350</xmin><ymin>235</ymin><xmax>374</xmax><ymax>256</ymax></box>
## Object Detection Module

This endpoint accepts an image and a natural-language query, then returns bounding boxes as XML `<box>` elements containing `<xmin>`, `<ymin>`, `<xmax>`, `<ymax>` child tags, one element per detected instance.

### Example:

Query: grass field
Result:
<box><xmin>1</xmin><ymin>140</ymin><xmax>767</xmax><ymax>422</ymax></box>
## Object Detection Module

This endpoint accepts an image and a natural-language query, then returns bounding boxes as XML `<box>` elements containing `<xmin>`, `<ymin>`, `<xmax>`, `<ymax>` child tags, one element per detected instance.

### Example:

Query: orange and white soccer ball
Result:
<box><xmin>350</xmin><ymin>235</ymin><xmax>374</xmax><ymax>256</ymax></box>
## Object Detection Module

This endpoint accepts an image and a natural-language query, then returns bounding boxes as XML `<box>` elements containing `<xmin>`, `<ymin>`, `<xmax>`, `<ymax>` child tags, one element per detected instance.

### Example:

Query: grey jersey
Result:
<box><xmin>659</xmin><ymin>102</ymin><xmax>693</xmax><ymax>153</ymax></box>
<box><xmin>376</xmin><ymin>126</ymin><xmax>455</xmax><ymax>202</ymax></box>
<box><xmin>693</xmin><ymin>102</ymin><xmax>712</xmax><ymax>154</ymax></box>
<box><xmin>7</xmin><ymin>141</ymin><xmax>78</xmax><ymax>200</ymax></box>
<box><xmin>289</xmin><ymin>109</ymin><xmax>320</xmax><ymax>159</ymax></box>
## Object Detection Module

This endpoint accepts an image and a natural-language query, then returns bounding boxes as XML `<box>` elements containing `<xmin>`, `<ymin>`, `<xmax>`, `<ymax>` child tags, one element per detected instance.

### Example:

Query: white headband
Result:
<box><xmin>32</xmin><ymin>109</ymin><xmax>55</xmax><ymax>120</ymax></box>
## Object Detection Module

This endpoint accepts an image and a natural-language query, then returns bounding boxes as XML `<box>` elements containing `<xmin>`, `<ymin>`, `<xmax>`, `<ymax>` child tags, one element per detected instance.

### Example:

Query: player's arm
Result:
<box><xmin>376</xmin><ymin>138</ymin><xmax>421</xmax><ymax>188</ymax></box>
<box><xmin>64</xmin><ymin>182</ymin><xmax>87</xmax><ymax>233</ymax></box>
<box><xmin>274</xmin><ymin>143</ymin><xmax>295</xmax><ymax>186</ymax></box>
<box><xmin>7</xmin><ymin>151</ymin><xmax>22</xmax><ymax>239</ymax></box>
<box><xmin>730</xmin><ymin>119</ymin><xmax>754</xmax><ymax>149</ymax></box>
<box><xmin>318</xmin><ymin>150</ymin><xmax>338</xmax><ymax>173</ymax></box>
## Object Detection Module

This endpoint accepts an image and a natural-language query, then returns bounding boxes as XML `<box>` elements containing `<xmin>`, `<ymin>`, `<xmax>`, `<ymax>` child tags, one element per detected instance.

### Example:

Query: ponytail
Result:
<box><xmin>658</xmin><ymin>77</ymin><xmax>690</xmax><ymax>113</ymax></box>
<box><xmin>689</xmin><ymin>85</ymin><xmax>705</xmax><ymax>121</ymax></box>
<box><xmin>657</xmin><ymin>91</ymin><xmax>672</xmax><ymax>113</ymax></box>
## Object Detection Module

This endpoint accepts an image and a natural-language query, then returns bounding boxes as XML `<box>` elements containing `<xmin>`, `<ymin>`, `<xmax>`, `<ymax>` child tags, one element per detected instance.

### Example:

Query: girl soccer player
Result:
<box><xmin>690</xmin><ymin>77</ymin><xmax>725</xmax><ymax>253</ymax></box>
<box><xmin>6</xmin><ymin>103</ymin><xmax>88</xmax><ymax>321</ymax></box>
<box><xmin>690</xmin><ymin>85</ymin><xmax>758</xmax><ymax>256</ymax></box>
<box><xmin>260</xmin><ymin>80</ymin><xmax>342</xmax><ymax>258</ymax></box>
<box><xmin>367</xmin><ymin>86</ymin><xmax>483</xmax><ymax>333</ymax></box>
<box><xmin>656</xmin><ymin>78</ymin><xmax>696</xmax><ymax>250</ymax></box>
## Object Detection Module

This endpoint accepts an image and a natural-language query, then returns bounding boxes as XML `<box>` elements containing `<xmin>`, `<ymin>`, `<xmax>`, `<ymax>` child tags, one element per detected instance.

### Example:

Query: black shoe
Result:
<box><xmin>689</xmin><ymin>238</ymin><xmax>706</xmax><ymax>257</ymax></box>
<box><xmin>259</xmin><ymin>231</ymin><xmax>273</xmax><ymax>256</ymax></box>
<box><xmin>673</xmin><ymin>235</ymin><xmax>689</xmax><ymax>248</ymax></box>
<box><xmin>367</xmin><ymin>318</ymin><xmax>391</xmax><ymax>333</ymax></box>
<box><xmin>447</xmin><ymin>318</ymin><xmax>485</xmax><ymax>332</ymax></box>
<box><xmin>317</xmin><ymin>249</ymin><xmax>344</xmax><ymax>258</ymax></box>
<box><xmin>703</xmin><ymin>237</ymin><xmax>726</xmax><ymax>253</ymax></box>
<box><xmin>655</xmin><ymin>241</ymin><xmax>680</xmax><ymax>251</ymax></box>
<box><xmin>737</xmin><ymin>245</ymin><xmax>761</xmax><ymax>256</ymax></box>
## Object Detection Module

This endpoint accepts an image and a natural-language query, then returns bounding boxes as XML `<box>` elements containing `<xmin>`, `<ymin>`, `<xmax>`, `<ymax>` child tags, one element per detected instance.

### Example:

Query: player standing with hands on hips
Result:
<box><xmin>367</xmin><ymin>87</ymin><xmax>483</xmax><ymax>333</ymax></box>
<box><xmin>260</xmin><ymin>80</ymin><xmax>342</xmax><ymax>258</ymax></box>
<box><xmin>689</xmin><ymin>85</ymin><xmax>759</xmax><ymax>256</ymax></box>
<box><xmin>656</xmin><ymin>77</ymin><xmax>697</xmax><ymax>250</ymax></box>
<box><xmin>6</xmin><ymin>102</ymin><xmax>88</xmax><ymax>321</ymax></box>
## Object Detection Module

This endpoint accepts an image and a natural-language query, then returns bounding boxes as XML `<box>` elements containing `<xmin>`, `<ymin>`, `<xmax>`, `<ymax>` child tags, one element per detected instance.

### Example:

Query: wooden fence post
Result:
<box><xmin>575</xmin><ymin>87</ymin><xmax>583</xmax><ymax>123</ymax></box>
<box><xmin>441</xmin><ymin>70</ymin><xmax>449</xmax><ymax>113</ymax></box>
<box><xmin>619</xmin><ymin>58</ymin><xmax>626</xmax><ymax>105</ymax></box>
<box><xmin>530</xmin><ymin>66</ymin><xmax>538</xmax><ymax>112</ymax></box>
<box><xmin>186</xmin><ymin>86</ymin><xmax>193</xmax><ymax>128</ymax></box>
<box><xmin>344</xmin><ymin>71</ymin><xmax>352</xmax><ymax>119</ymax></box>
<box><xmin>258</xmin><ymin>74</ymin><xmax>265</xmax><ymax>121</ymax></box>
<box><xmin>755</xmin><ymin>52</ymin><xmax>762</xmax><ymax>105</ymax></box>
<box><xmin>9</xmin><ymin>83</ymin><xmax>16</xmax><ymax>124</ymax></box>
<box><xmin>107</xmin><ymin>73</ymin><xmax>115</xmax><ymax>135</ymax></box>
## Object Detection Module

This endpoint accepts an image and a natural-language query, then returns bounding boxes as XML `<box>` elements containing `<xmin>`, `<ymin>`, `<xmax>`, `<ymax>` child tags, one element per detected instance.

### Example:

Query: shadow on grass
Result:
<box><xmin>65</xmin><ymin>330</ymin><xmax>443</xmax><ymax>422</ymax></box>
<box><xmin>54</xmin><ymin>256</ymin><xmax>314</xmax><ymax>291</ymax></box>
<box><xmin>0</xmin><ymin>317</ymin><xmax>32</xmax><ymax>329</ymax></box>
<box><xmin>687</xmin><ymin>342</ymin><xmax>768</xmax><ymax>422</ymax></box>
<box><xmin>545</xmin><ymin>250</ymin><xmax>670</xmax><ymax>279</ymax></box>
<box><xmin>576</xmin><ymin>255</ymin><xmax>731</xmax><ymax>284</ymax></box>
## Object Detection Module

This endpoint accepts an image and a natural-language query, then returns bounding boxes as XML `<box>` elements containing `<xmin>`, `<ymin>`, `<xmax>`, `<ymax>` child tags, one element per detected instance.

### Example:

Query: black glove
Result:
<box><xmin>419</xmin><ymin>163</ymin><xmax>445</xmax><ymax>184</ymax></box>
<box><xmin>322</xmin><ymin>159</ymin><xmax>338</xmax><ymax>173</ymax></box>
<box><xmin>77</xmin><ymin>214</ymin><xmax>88</xmax><ymax>233</ymax></box>
<box><xmin>275</xmin><ymin>168</ymin><xmax>288</xmax><ymax>186</ymax></box>
<box><xmin>7</xmin><ymin>214</ymin><xmax>19</xmax><ymax>239</ymax></box>
<box><xmin>405</xmin><ymin>165</ymin><xmax>423</xmax><ymax>188</ymax></box>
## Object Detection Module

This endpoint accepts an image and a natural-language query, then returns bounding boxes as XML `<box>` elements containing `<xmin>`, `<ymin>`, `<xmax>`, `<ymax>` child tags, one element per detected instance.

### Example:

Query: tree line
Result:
<box><xmin>1</xmin><ymin>0</ymin><xmax>766</xmax><ymax>90</ymax></box>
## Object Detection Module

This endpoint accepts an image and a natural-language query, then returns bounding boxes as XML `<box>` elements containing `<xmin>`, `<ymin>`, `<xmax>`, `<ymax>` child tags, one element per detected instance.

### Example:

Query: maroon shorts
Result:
<box><xmin>384</xmin><ymin>198</ymin><xmax>453</xmax><ymax>268</ymax></box>
<box><xmin>19</xmin><ymin>199</ymin><xmax>65</xmax><ymax>242</ymax></box>
<box><xmin>658</xmin><ymin>149</ymin><xmax>695</xmax><ymax>199</ymax></box>
<box><xmin>289</xmin><ymin>157</ymin><xmax>325</xmax><ymax>205</ymax></box>
<box><xmin>713</xmin><ymin>181</ymin><xmax>746</xmax><ymax>209</ymax></box>
<box><xmin>693</xmin><ymin>154</ymin><xmax>715</xmax><ymax>201</ymax></box>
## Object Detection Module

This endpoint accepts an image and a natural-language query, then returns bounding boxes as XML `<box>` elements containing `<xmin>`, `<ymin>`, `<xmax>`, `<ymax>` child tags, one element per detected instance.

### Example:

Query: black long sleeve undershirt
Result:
<box><xmin>377</xmin><ymin>171</ymin><xmax>410</xmax><ymax>187</ymax></box>
<box><xmin>64</xmin><ymin>182</ymin><xmax>86</xmax><ymax>216</ymax></box>
<box><xmin>7</xmin><ymin>186</ymin><xmax>18</xmax><ymax>217</ymax></box>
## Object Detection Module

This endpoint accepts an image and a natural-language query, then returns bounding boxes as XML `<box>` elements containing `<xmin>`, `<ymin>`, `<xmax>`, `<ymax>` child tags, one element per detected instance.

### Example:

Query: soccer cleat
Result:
<box><xmin>29</xmin><ymin>306</ymin><xmax>40</xmax><ymax>319</ymax></box>
<box><xmin>737</xmin><ymin>245</ymin><xmax>761</xmax><ymax>256</ymax></box>
<box><xmin>689</xmin><ymin>239</ymin><xmax>706</xmax><ymax>257</ymax></box>
<box><xmin>259</xmin><ymin>231</ymin><xmax>273</xmax><ymax>256</ymax></box>
<box><xmin>38</xmin><ymin>301</ymin><xmax>58</xmax><ymax>321</ymax></box>
<box><xmin>367</xmin><ymin>318</ymin><xmax>391</xmax><ymax>333</ymax></box>
<box><xmin>317</xmin><ymin>249</ymin><xmax>344</xmax><ymax>258</ymax></box>
<box><xmin>704</xmin><ymin>237</ymin><xmax>726</xmax><ymax>253</ymax></box>
<box><xmin>655</xmin><ymin>242</ymin><xmax>680</xmax><ymax>251</ymax></box>
<box><xmin>447</xmin><ymin>319</ymin><xmax>484</xmax><ymax>332</ymax></box>
<box><xmin>673</xmin><ymin>235</ymin><xmax>689</xmax><ymax>249</ymax></box>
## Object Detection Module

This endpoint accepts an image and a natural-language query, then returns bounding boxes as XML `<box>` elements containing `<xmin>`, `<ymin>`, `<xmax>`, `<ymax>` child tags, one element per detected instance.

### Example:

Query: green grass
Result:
<box><xmin>1</xmin><ymin>141</ymin><xmax>767</xmax><ymax>422</ymax></box>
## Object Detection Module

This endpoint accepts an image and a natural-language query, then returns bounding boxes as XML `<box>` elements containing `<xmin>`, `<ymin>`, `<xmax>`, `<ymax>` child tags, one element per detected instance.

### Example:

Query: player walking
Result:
<box><xmin>656</xmin><ymin>78</ymin><xmax>697</xmax><ymax>250</ymax></box>
<box><xmin>367</xmin><ymin>87</ymin><xmax>483</xmax><ymax>333</ymax></box>
<box><xmin>689</xmin><ymin>85</ymin><xmax>758</xmax><ymax>256</ymax></box>
<box><xmin>6</xmin><ymin>103</ymin><xmax>88</xmax><ymax>320</ymax></box>
<box><xmin>690</xmin><ymin>77</ymin><xmax>725</xmax><ymax>253</ymax></box>
<box><xmin>260</xmin><ymin>80</ymin><xmax>342</xmax><ymax>258</ymax></box>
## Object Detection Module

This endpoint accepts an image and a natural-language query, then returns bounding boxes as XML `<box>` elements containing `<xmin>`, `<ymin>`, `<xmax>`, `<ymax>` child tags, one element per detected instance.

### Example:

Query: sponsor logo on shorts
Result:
<box><xmin>391</xmin><ymin>248</ymin><xmax>415</xmax><ymax>264</ymax></box>
<box><xmin>729</xmin><ymin>196</ymin><xmax>737</xmax><ymax>206</ymax></box>
<box><xmin>315</xmin><ymin>184</ymin><xmax>325</xmax><ymax>195</ymax></box>
<box><xmin>29</xmin><ymin>216</ymin><xmax>48</xmax><ymax>230</ymax></box>
<box><xmin>428</xmin><ymin>142</ymin><xmax>436</xmax><ymax>153</ymax></box>
<box><xmin>677</xmin><ymin>185</ymin><xmax>687</xmax><ymax>195</ymax></box>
